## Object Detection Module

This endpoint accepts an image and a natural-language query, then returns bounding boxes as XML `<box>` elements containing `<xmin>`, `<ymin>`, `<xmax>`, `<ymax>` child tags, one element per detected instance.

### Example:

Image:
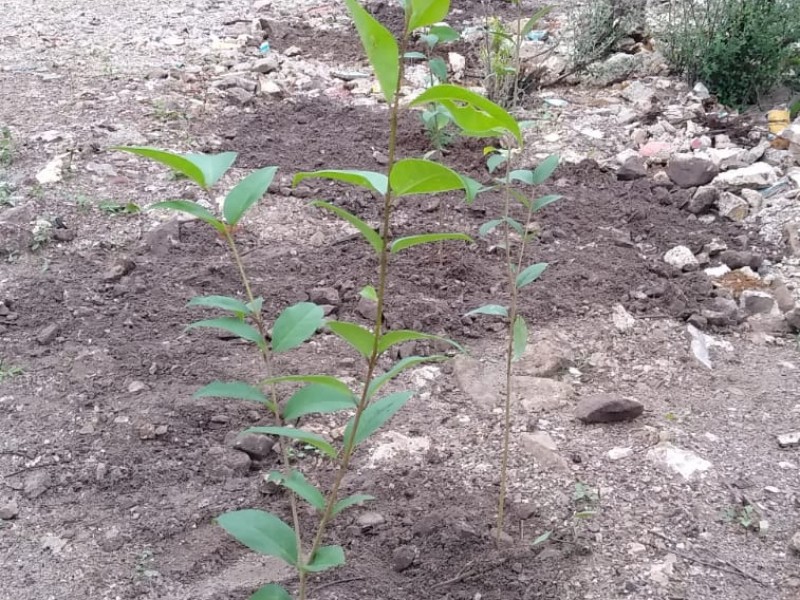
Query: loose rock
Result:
<box><xmin>612</xmin><ymin>303</ymin><xmax>635</xmax><ymax>332</ymax></box>
<box><xmin>666</xmin><ymin>153</ymin><xmax>718</xmax><ymax>188</ymax></box>
<box><xmin>739</xmin><ymin>290</ymin><xmax>776</xmax><ymax>316</ymax></box>
<box><xmin>777</xmin><ymin>432</ymin><xmax>800</xmax><ymax>448</ymax></box>
<box><xmin>0</xmin><ymin>499</ymin><xmax>19</xmax><ymax>520</ymax></box>
<box><xmin>233</xmin><ymin>432</ymin><xmax>273</xmax><ymax>460</ymax></box>
<box><xmin>513</xmin><ymin>376</ymin><xmax>574</xmax><ymax>411</ymax></box>
<box><xmin>685</xmin><ymin>186</ymin><xmax>718</xmax><ymax>215</ymax></box>
<box><xmin>712</xmin><ymin>162</ymin><xmax>778</xmax><ymax>191</ymax></box>
<box><xmin>519</xmin><ymin>432</ymin><xmax>569</xmax><ymax>470</ymax></box>
<box><xmin>648</xmin><ymin>443</ymin><xmax>712</xmax><ymax>479</ymax></box>
<box><xmin>357</xmin><ymin>511</ymin><xmax>386</xmax><ymax>529</ymax></box>
<box><xmin>575</xmin><ymin>394</ymin><xmax>644</xmax><ymax>423</ymax></box>
<box><xmin>36</xmin><ymin>323</ymin><xmax>59</xmax><ymax>345</ymax></box>
<box><xmin>790</xmin><ymin>532</ymin><xmax>800</xmax><ymax>556</ymax></box>
<box><xmin>309</xmin><ymin>287</ymin><xmax>340</xmax><ymax>306</ymax></box>
<box><xmin>663</xmin><ymin>245</ymin><xmax>698</xmax><ymax>270</ymax></box>
<box><xmin>392</xmin><ymin>545</ymin><xmax>416</xmax><ymax>572</ymax></box>
<box><xmin>102</xmin><ymin>258</ymin><xmax>136</xmax><ymax>283</ymax></box>
<box><xmin>716</xmin><ymin>191</ymin><xmax>749</xmax><ymax>221</ymax></box>
<box><xmin>719</xmin><ymin>250</ymin><xmax>763</xmax><ymax>270</ymax></box>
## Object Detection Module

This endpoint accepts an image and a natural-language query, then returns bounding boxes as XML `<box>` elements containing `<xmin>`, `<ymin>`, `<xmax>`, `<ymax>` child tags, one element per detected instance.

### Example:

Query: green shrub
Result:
<box><xmin>663</xmin><ymin>0</ymin><xmax>800</xmax><ymax>106</ymax></box>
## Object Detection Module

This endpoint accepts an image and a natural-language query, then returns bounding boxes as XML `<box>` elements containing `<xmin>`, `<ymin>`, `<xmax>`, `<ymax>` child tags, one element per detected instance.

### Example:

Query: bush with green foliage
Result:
<box><xmin>663</xmin><ymin>0</ymin><xmax>800</xmax><ymax>106</ymax></box>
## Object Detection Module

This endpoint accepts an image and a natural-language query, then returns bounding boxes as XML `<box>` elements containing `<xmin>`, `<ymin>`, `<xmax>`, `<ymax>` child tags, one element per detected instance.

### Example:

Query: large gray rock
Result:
<box><xmin>666</xmin><ymin>153</ymin><xmax>718</xmax><ymax>188</ymax></box>
<box><xmin>719</xmin><ymin>250</ymin><xmax>763</xmax><ymax>270</ymax></box>
<box><xmin>0</xmin><ymin>203</ymin><xmax>34</xmax><ymax>257</ymax></box>
<box><xmin>576</xmin><ymin>394</ymin><xmax>644</xmax><ymax>423</ymax></box>
<box><xmin>707</xmin><ymin>147</ymin><xmax>752</xmax><ymax>171</ymax></box>
<box><xmin>701</xmin><ymin>296</ymin><xmax>743</xmax><ymax>326</ymax></box>
<box><xmin>712</xmin><ymin>162</ymin><xmax>778</xmax><ymax>191</ymax></box>
<box><xmin>739</xmin><ymin>290</ymin><xmax>776</xmax><ymax>316</ymax></box>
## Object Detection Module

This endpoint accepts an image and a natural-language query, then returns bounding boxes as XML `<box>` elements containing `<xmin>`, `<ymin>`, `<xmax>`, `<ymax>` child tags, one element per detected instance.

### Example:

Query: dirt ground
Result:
<box><xmin>1</xmin><ymin>1</ymin><xmax>799</xmax><ymax>600</ymax></box>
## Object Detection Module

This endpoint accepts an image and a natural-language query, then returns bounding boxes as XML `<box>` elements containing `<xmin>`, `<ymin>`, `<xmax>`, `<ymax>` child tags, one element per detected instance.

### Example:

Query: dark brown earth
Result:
<box><xmin>1</xmin><ymin>92</ymin><xmax>772</xmax><ymax>600</ymax></box>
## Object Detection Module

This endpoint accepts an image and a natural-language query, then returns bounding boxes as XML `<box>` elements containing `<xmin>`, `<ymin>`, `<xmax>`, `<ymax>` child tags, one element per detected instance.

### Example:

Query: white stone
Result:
<box><xmin>648</xmin><ymin>443</ymin><xmax>712</xmax><ymax>479</ymax></box>
<box><xmin>649</xmin><ymin>553</ymin><xmax>677</xmax><ymax>586</ymax></box>
<box><xmin>36</xmin><ymin>154</ymin><xmax>68</xmax><ymax>184</ymax></box>
<box><xmin>607</xmin><ymin>447</ymin><xmax>633</xmax><ymax>460</ymax></box>
<box><xmin>448</xmin><ymin>52</ymin><xmax>466</xmax><ymax>81</ymax></box>
<box><xmin>367</xmin><ymin>432</ymin><xmax>430</xmax><ymax>467</ymax></box>
<box><xmin>716</xmin><ymin>191</ymin><xmax>749</xmax><ymax>221</ymax></box>
<box><xmin>663</xmin><ymin>245</ymin><xmax>698</xmax><ymax>269</ymax></box>
<box><xmin>712</xmin><ymin>162</ymin><xmax>778</xmax><ymax>191</ymax></box>
<box><xmin>692</xmin><ymin>82</ymin><xmax>710</xmax><ymax>99</ymax></box>
<box><xmin>777</xmin><ymin>431</ymin><xmax>800</xmax><ymax>448</ymax></box>
<box><xmin>704</xmin><ymin>265</ymin><xmax>730</xmax><ymax>278</ymax></box>
<box><xmin>707</xmin><ymin>147</ymin><xmax>751</xmax><ymax>171</ymax></box>
<box><xmin>612</xmin><ymin>303</ymin><xmax>635</xmax><ymax>332</ymax></box>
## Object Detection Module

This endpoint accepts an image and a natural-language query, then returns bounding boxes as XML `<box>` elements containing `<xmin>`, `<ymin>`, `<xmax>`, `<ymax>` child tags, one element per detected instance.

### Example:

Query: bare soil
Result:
<box><xmin>1</xmin><ymin>1</ymin><xmax>799</xmax><ymax>600</ymax></box>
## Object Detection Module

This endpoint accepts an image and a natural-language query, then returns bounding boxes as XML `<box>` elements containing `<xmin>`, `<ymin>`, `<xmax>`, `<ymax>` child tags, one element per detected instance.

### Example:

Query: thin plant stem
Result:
<box><xmin>223</xmin><ymin>230</ymin><xmax>304</xmax><ymax>591</ymax></box>
<box><xmin>300</xmin><ymin>21</ymin><xmax>411</xmax><ymax>600</ymax></box>
<box><xmin>496</xmin><ymin>149</ymin><xmax>516</xmax><ymax>539</ymax></box>
<box><xmin>496</xmin><ymin>141</ymin><xmax>541</xmax><ymax>538</ymax></box>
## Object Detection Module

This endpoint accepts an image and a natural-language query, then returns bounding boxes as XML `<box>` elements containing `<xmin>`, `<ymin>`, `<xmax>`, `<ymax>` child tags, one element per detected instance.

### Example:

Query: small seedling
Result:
<box><xmin>466</xmin><ymin>143</ymin><xmax>560</xmax><ymax>536</ymax></box>
<box><xmin>405</xmin><ymin>23</ymin><xmax>460</xmax><ymax>151</ymax></box>
<box><xmin>0</xmin><ymin>127</ymin><xmax>13</xmax><ymax>167</ymax></box>
<box><xmin>723</xmin><ymin>502</ymin><xmax>760</xmax><ymax>532</ymax></box>
<box><xmin>0</xmin><ymin>360</ymin><xmax>23</xmax><ymax>382</ymax></box>
<box><xmin>98</xmin><ymin>200</ymin><xmax>141</xmax><ymax>215</ymax></box>
<box><xmin>30</xmin><ymin>218</ymin><xmax>53</xmax><ymax>251</ymax></box>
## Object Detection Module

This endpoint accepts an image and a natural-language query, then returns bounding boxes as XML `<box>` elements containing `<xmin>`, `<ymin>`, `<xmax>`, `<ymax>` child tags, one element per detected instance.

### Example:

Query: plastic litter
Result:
<box><xmin>259</xmin><ymin>41</ymin><xmax>270</xmax><ymax>54</ymax></box>
<box><xmin>768</xmin><ymin>108</ymin><xmax>790</xmax><ymax>135</ymax></box>
<box><xmin>543</xmin><ymin>97</ymin><xmax>568</xmax><ymax>108</ymax></box>
<box><xmin>526</xmin><ymin>30</ymin><xmax>549</xmax><ymax>41</ymax></box>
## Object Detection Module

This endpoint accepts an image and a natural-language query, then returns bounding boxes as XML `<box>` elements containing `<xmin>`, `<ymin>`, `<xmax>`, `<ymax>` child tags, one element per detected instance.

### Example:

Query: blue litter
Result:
<box><xmin>259</xmin><ymin>41</ymin><xmax>270</xmax><ymax>54</ymax></box>
<box><xmin>526</xmin><ymin>30</ymin><xmax>549</xmax><ymax>41</ymax></box>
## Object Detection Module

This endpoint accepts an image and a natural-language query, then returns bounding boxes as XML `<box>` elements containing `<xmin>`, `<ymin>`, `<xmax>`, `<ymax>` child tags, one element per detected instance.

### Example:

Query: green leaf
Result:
<box><xmin>410</xmin><ymin>84</ymin><xmax>522</xmax><ymax>145</ymax></box>
<box><xmin>404</xmin><ymin>51</ymin><xmax>427</xmax><ymax>60</ymax></box>
<box><xmin>390</xmin><ymin>233</ymin><xmax>472</xmax><ymax>253</ymax></box>
<box><xmin>390</xmin><ymin>158</ymin><xmax>473</xmax><ymax>199</ymax></box>
<box><xmin>344</xmin><ymin>390</ymin><xmax>414</xmax><ymax>448</ymax></box>
<box><xmin>506</xmin><ymin>169</ymin><xmax>535</xmax><ymax>185</ymax></box>
<box><xmin>429</xmin><ymin>56</ymin><xmax>448</xmax><ymax>82</ymax></box>
<box><xmin>245</xmin><ymin>426</ymin><xmax>337</xmax><ymax>458</ymax></box>
<box><xmin>150</xmin><ymin>200</ymin><xmax>226</xmax><ymax>234</ymax></box>
<box><xmin>333</xmin><ymin>493</ymin><xmax>375</xmax><ymax>516</ymax></box>
<box><xmin>408</xmin><ymin>0</ymin><xmax>450</xmax><ymax>31</ymax></box>
<box><xmin>271</xmin><ymin>302</ymin><xmax>324</xmax><ymax>353</ymax></box>
<box><xmin>224</xmin><ymin>166</ymin><xmax>278</xmax><ymax>226</ymax></box>
<box><xmin>532</xmin><ymin>194</ymin><xmax>562</xmax><ymax>212</ymax></box>
<box><xmin>249</xmin><ymin>584</ymin><xmax>292</xmax><ymax>600</ymax></box>
<box><xmin>531</xmin><ymin>154</ymin><xmax>559</xmax><ymax>185</ymax></box>
<box><xmin>344</xmin><ymin>0</ymin><xmax>399</xmax><ymax>104</ymax></box>
<box><xmin>188</xmin><ymin>295</ymin><xmax>250</xmax><ymax>315</ymax></box>
<box><xmin>267</xmin><ymin>469</ymin><xmax>325</xmax><ymax>510</ymax></box>
<box><xmin>378</xmin><ymin>329</ymin><xmax>463</xmax><ymax>354</ymax></box>
<box><xmin>217</xmin><ymin>510</ymin><xmax>298</xmax><ymax>566</ymax></box>
<box><xmin>184</xmin><ymin>152</ymin><xmax>238</xmax><ymax>188</ymax></box>
<box><xmin>194</xmin><ymin>381</ymin><xmax>268</xmax><ymax>404</ymax></box>
<box><xmin>304</xmin><ymin>545</ymin><xmax>346</xmax><ymax>573</ymax></box>
<box><xmin>247</xmin><ymin>297</ymin><xmax>264</xmax><ymax>315</ymax></box>
<box><xmin>360</xmin><ymin>285</ymin><xmax>378</xmax><ymax>302</ymax></box>
<box><xmin>262</xmin><ymin>374</ymin><xmax>352</xmax><ymax>396</ymax></box>
<box><xmin>531</xmin><ymin>530</ymin><xmax>552</xmax><ymax>547</ymax></box>
<box><xmin>187</xmin><ymin>317</ymin><xmax>265</xmax><ymax>347</ymax></box>
<box><xmin>114</xmin><ymin>147</ymin><xmax>207</xmax><ymax>188</ymax></box>
<box><xmin>516</xmin><ymin>263</ymin><xmax>548</xmax><ymax>289</ymax></box>
<box><xmin>283</xmin><ymin>383</ymin><xmax>357</xmax><ymax>421</ymax></box>
<box><xmin>367</xmin><ymin>354</ymin><xmax>447</xmax><ymax>398</ymax></box>
<box><xmin>294</xmin><ymin>169</ymin><xmax>388</xmax><ymax>195</ymax></box>
<box><xmin>487</xmin><ymin>153</ymin><xmax>507</xmax><ymax>173</ymax></box>
<box><xmin>512</xmin><ymin>315</ymin><xmax>528</xmax><ymax>362</ymax></box>
<box><xmin>479</xmin><ymin>217</ymin><xmax>522</xmax><ymax>237</ymax></box>
<box><xmin>328</xmin><ymin>321</ymin><xmax>376</xmax><ymax>358</ymax></box>
<box><xmin>510</xmin><ymin>189</ymin><xmax>531</xmax><ymax>210</ymax></box>
<box><xmin>479</xmin><ymin>219</ymin><xmax>503</xmax><ymax>237</ymax></box>
<box><xmin>465</xmin><ymin>304</ymin><xmax>508</xmax><ymax>318</ymax></box>
<box><xmin>429</xmin><ymin>24</ymin><xmax>460</xmax><ymax>43</ymax></box>
<box><xmin>311</xmin><ymin>201</ymin><xmax>384</xmax><ymax>255</ymax></box>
